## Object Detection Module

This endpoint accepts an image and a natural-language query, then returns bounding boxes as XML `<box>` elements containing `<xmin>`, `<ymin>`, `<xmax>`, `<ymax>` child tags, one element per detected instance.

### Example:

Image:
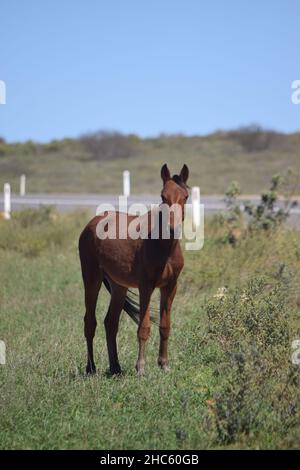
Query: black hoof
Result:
<box><xmin>86</xmin><ymin>364</ymin><xmax>96</xmax><ymax>375</ymax></box>
<box><xmin>108</xmin><ymin>364</ymin><xmax>122</xmax><ymax>376</ymax></box>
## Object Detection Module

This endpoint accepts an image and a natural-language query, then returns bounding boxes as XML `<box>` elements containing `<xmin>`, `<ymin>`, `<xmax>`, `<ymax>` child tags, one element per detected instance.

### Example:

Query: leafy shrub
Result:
<box><xmin>0</xmin><ymin>141</ymin><xmax>14</xmax><ymax>157</ymax></box>
<box><xmin>223</xmin><ymin>181</ymin><xmax>244</xmax><ymax>245</ymax></box>
<box><xmin>245</xmin><ymin>171</ymin><xmax>298</xmax><ymax>231</ymax></box>
<box><xmin>14</xmin><ymin>205</ymin><xmax>54</xmax><ymax>228</ymax></box>
<box><xmin>80</xmin><ymin>131</ymin><xmax>137</xmax><ymax>160</ymax></box>
<box><xmin>0</xmin><ymin>207</ymin><xmax>87</xmax><ymax>257</ymax></box>
<box><xmin>43</xmin><ymin>140</ymin><xmax>62</xmax><ymax>153</ymax></box>
<box><xmin>218</xmin><ymin>171</ymin><xmax>299</xmax><ymax>240</ymax></box>
<box><xmin>208</xmin><ymin>181</ymin><xmax>244</xmax><ymax>246</ymax></box>
<box><xmin>199</xmin><ymin>278</ymin><xmax>300</xmax><ymax>444</ymax></box>
<box><xmin>19</xmin><ymin>140</ymin><xmax>38</xmax><ymax>155</ymax></box>
<box><xmin>228</xmin><ymin>125</ymin><xmax>286</xmax><ymax>153</ymax></box>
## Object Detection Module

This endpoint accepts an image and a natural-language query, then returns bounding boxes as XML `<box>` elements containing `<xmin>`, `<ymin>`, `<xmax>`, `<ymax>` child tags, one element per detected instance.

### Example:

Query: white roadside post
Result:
<box><xmin>4</xmin><ymin>183</ymin><xmax>11</xmax><ymax>219</ymax></box>
<box><xmin>20</xmin><ymin>174</ymin><xmax>26</xmax><ymax>196</ymax></box>
<box><xmin>0</xmin><ymin>340</ymin><xmax>6</xmax><ymax>365</ymax></box>
<box><xmin>123</xmin><ymin>170</ymin><xmax>130</xmax><ymax>197</ymax></box>
<box><xmin>191</xmin><ymin>186</ymin><xmax>200</xmax><ymax>230</ymax></box>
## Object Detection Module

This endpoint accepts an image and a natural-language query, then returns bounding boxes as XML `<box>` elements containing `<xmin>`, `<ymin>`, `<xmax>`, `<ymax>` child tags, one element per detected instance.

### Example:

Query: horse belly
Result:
<box><xmin>96</xmin><ymin>238</ymin><xmax>140</xmax><ymax>288</ymax></box>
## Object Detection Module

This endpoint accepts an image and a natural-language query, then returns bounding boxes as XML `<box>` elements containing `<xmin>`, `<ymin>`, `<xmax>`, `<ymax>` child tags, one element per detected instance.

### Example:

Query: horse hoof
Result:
<box><xmin>110</xmin><ymin>365</ymin><xmax>122</xmax><ymax>376</ymax></box>
<box><xmin>136</xmin><ymin>364</ymin><xmax>145</xmax><ymax>376</ymax></box>
<box><xmin>86</xmin><ymin>365</ymin><xmax>96</xmax><ymax>375</ymax></box>
<box><xmin>158</xmin><ymin>359</ymin><xmax>170</xmax><ymax>372</ymax></box>
<box><xmin>136</xmin><ymin>361</ymin><xmax>145</xmax><ymax>377</ymax></box>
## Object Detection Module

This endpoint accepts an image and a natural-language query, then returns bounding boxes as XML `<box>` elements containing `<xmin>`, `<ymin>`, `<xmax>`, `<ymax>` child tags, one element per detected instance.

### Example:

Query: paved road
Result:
<box><xmin>1</xmin><ymin>193</ymin><xmax>300</xmax><ymax>216</ymax></box>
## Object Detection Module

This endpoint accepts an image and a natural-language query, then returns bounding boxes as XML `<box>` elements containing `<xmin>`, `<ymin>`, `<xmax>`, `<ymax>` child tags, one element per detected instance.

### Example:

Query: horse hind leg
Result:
<box><xmin>136</xmin><ymin>285</ymin><xmax>153</xmax><ymax>376</ymax></box>
<box><xmin>104</xmin><ymin>280</ymin><xmax>127</xmax><ymax>375</ymax></box>
<box><xmin>84</xmin><ymin>274</ymin><xmax>102</xmax><ymax>375</ymax></box>
<box><xmin>79</xmin><ymin>232</ymin><xmax>103</xmax><ymax>374</ymax></box>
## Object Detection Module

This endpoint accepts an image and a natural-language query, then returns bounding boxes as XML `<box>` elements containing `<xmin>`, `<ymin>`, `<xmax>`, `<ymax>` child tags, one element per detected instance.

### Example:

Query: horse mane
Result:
<box><xmin>172</xmin><ymin>174</ymin><xmax>189</xmax><ymax>189</ymax></box>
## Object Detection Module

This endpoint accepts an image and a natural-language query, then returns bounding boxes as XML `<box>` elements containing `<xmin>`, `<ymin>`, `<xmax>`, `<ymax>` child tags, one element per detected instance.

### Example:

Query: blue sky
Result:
<box><xmin>0</xmin><ymin>0</ymin><xmax>299</xmax><ymax>142</ymax></box>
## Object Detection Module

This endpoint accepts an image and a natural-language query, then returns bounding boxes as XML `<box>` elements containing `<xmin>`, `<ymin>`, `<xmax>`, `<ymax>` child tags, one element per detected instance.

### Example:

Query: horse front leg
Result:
<box><xmin>136</xmin><ymin>285</ymin><xmax>153</xmax><ymax>376</ymax></box>
<box><xmin>158</xmin><ymin>283</ymin><xmax>177</xmax><ymax>371</ymax></box>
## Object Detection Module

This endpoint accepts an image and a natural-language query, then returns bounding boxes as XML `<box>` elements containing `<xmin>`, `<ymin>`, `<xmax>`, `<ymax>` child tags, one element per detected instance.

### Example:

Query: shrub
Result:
<box><xmin>223</xmin><ymin>181</ymin><xmax>244</xmax><ymax>245</ymax></box>
<box><xmin>218</xmin><ymin>171</ymin><xmax>299</xmax><ymax>239</ymax></box>
<box><xmin>228</xmin><ymin>125</ymin><xmax>286</xmax><ymax>153</ymax></box>
<box><xmin>199</xmin><ymin>277</ymin><xmax>300</xmax><ymax>444</ymax></box>
<box><xmin>14</xmin><ymin>205</ymin><xmax>54</xmax><ymax>228</ymax></box>
<box><xmin>0</xmin><ymin>207</ymin><xmax>88</xmax><ymax>257</ymax></box>
<box><xmin>19</xmin><ymin>140</ymin><xmax>38</xmax><ymax>155</ymax></box>
<box><xmin>43</xmin><ymin>140</ymin><xmax>62</xmax><ymax>153</ymax></box>
<box><xmin>245</xmin><ymin>171</ymin><xmax>298</xmax><ymax>232</ymax></box>
<box><xmin>0</xmin><ymin>141</ymin><xmax>14</xmax><ymax>157</ymax></box>
<box><xmin>80</xmin><ymin>131</ymin><xmax>136</xmax><ymax>160</ymax></box>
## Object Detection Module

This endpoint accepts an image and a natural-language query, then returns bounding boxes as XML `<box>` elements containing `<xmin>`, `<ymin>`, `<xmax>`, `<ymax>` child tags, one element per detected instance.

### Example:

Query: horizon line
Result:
<box><xmin>2</xmin><ymin>124</ymin><xmax>300</xmax><ymax>145</ymax></box>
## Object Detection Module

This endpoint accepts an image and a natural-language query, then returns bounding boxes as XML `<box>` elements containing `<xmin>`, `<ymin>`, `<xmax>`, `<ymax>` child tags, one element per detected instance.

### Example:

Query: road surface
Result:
<box><xmin>0</xmin><ymin>193</ymin><xmax>299</xmax><ymax>217</ymax></box>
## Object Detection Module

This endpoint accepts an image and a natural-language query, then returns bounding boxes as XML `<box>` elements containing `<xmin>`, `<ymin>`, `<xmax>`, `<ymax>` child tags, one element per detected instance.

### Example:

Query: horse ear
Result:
<box><xmin>161</xmin><ymin>163</ymin><xmax>171</xmax><ymax>184</ymax></box>
<box><xmin>180</xmin><ymin>164</ymin><xmax>189</xmax><ymax>184</ymax></box>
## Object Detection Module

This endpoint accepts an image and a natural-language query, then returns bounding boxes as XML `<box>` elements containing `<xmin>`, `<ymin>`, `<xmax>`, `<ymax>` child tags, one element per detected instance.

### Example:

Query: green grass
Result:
<box><xmin>0</xmin><ymin>131</ymin><xmax>300</xmax><ymax>195</ymax></box>
<box><xmin>0</xmin><ymin>208</ymin><xmax>299</xmax><ymax>449</ymax></box>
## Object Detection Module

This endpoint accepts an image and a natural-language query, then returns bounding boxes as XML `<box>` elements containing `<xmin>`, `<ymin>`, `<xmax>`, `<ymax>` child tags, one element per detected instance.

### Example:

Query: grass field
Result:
<box><xmin>0</xmin><ymin>207</ymin><xmax>300</xmax><ymax>449</ymax></box>
<box><xmin>1</xmin><ymin>130</ymin><xmax>300</xmax><ymax>195</ymax></box>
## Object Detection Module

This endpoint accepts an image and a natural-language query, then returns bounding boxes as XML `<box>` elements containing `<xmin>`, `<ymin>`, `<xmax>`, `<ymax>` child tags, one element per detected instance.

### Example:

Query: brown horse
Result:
<box><xmin>79</xmin><ymin>164</ymin><xmax>189</xmax><ymax>375</ymax></box>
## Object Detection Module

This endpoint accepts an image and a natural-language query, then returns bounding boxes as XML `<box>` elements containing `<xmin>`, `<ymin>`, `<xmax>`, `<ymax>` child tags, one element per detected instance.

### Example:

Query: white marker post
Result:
<box><xmin>4</xmin><ymin>183</ymin><xmax>11</xmax><ymax>220</ymax></box>
<box><xmin>123</xmin><ymin>170</ymin><xmax>130</xmax><ymax>197</ymax></box>
<box><xmin>191</xmin><ymin>186</ymin><xmax>200</xmax><ymax>230</ymax></box>
<box><xmin>0</xmin><ymin>340</ymin><xmax>6</xmax><ymax>365</ymax></box>
<box><xmin>20</xmin><ymin>174</ymin><xmax>26</xmax><ymax>196</ymax></box>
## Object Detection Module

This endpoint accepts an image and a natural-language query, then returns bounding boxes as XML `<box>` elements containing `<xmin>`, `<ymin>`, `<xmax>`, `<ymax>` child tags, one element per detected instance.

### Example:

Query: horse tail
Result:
<box><xmin>102</xmin><ymin>276</ymin><xmax>158</xmax><ymax>325</ymax></box>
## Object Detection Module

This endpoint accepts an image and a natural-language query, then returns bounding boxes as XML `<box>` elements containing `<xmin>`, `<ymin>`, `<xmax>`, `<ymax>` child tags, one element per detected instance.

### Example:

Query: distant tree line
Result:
<box><xmin>0</xmin><ymin>125</ymin><xmax>294</xmax><ymax>158</ymax></box>
<box><xmin>79</xmin><ymin>131</ymin><xmax>139</xmax><ymax>160</ymax></box>
<box><xmin>226</xmin><ymin>124</ymin><xmax>287</xmax><ymax>152</ymax></box>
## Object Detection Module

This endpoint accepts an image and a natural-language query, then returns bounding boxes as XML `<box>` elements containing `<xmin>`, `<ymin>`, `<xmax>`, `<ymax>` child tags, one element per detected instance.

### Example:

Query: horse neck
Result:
<box><xmin>145</xmin><ymin>208</ymin><xmax>180</xmax><ymax>258</ymax></box>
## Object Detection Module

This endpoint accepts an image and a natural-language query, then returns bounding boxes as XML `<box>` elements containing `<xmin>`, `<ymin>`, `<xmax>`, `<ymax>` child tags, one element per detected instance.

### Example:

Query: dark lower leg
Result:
<box><xmin>84</xmin><ymin>313</ymin><xmax>97</xmax><ymax>374</ymax></box>
<box><xmin>158</xmin><ymin>326</ymin><xmax>170</xmax><ymax>370</ymax></box>
<box><xmin>104</xmin><ymin>313</ymin><xmax>122</xmax><ymax>374</ymax></box>
<box><xmin>83</xmin><ymin>279</ymin><xmax>101</xmax><ymax>375</ymax></box>
<box><xmin>158</xmin><ymin>284</ymin><xmax>176</xmax><ymax>371</ymax></box>
<box><xmin>136</xmin><ymin>287</ymin><xmax>152</xmax><ymax>375</ymax></box>
<box><xmin>104</xmin><ymin>284</ymin><xmax>127</xmax><ymax>375</ymax></box>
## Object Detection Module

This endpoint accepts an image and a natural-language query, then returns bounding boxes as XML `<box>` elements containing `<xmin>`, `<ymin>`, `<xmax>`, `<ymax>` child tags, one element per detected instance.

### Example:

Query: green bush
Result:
<box><xmin>0</xmin><ymin>142</ymin><xmax>14</xmax><ymax>157</ymax></box>
<box><xmin>199</xmin><ymin>277</ymin><xmax>300</xmax><ymax>444</ymax></box>
<box><xmin>228</xmin><ymin>125</ymin><xmax>286</xmax><ymax>153</ymax></box>
<box><xmin>43</xmin><ymin>140</ymin><xmax>62</xmax><ymax>153</ymax></box>
<box><xmin>218</xmin><ymin>171</ymin><xmax>299</xmax><ymax>241</ymax></box>
<box><xmin>0</xmin><ymin>206</ymin><xmax>88</xmax><ymax>257</ymax></box>
<box><xmin>14</xmin><ymin>205</ymin><xmax>54</xmax><ymax>228</ymax></box>
<box><xmin>244</xmin><ymin>170</ymin><xmax>299</xmax><ymax>232</ymax></box>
